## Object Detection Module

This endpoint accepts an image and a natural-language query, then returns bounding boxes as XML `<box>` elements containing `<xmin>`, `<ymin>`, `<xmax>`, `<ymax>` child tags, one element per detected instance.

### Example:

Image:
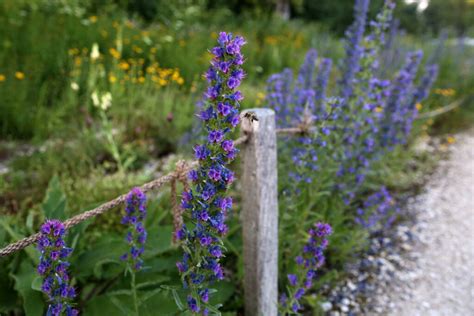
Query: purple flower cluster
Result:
<box><xmin>335</xmin><ymin>1</ymin><xmax>395</xmax><ymax>203</ymax></box>
<box><xmin>355</xmin><ymin>187</ymin><xmax>399</xmax><ymax>230</ymax></box>
<box><xmin>279</xmin><ymin>222</ymin><xmax>332</xmax><ymax>313</ymax></box>
<box><xmin>120</xmin><ymin>187</ymin><xmax>147</xmax><ymax>271</ymax></box>
<box><xmin>37</xmin><ymin>220</ymin><xmax>78</xmax><ymax>316</ymax></box>
<box><xmin>265</xmin><ymin>49</ymin><xmax>334</xmax><ymax>188</ymax></box>
<box><xmin>176</xmin><ymin>31</ymin><xmax>245</xmax><ymax>315</ymax></box>
<box><xmin>379</xmin><ymin>50</ymin><xmax>423</xmax><ymax>148</ymax></box>
<box><xmin>339</xmin><ymin>0</ymin><xmax>369</xmax><ymax>104</ymax></box>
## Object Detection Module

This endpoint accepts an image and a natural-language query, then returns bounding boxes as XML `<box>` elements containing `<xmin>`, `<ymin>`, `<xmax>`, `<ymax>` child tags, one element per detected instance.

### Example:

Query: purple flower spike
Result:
<box><xmin>279</xmin><ymin>222</ymin><xmax>332</xmax><ymax>314</ymax></box>
<box><xmin>178</xmin><ymin>31</ymin><xmax>245</xmax><ymax>314</ymax></box>
<box><xmin>37</xmin><ymin>220</ymin><xmax>77</xmax><ymax>315</ymax></box>
<box><xmin>120</xmin><ymin>187</ymin><xmax>147</xmax><ymax>271</ymax></box>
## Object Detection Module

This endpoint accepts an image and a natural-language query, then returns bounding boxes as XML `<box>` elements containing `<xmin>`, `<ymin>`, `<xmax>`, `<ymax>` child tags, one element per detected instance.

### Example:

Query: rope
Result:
<box><xmin>416</xmin><ymin>98</ymin><xmax>465</xmax><ymax>120</ymax></box>
<box><xmin>0</xmin><ymin>161</ymin><xmax>198</xmax><ymax>257</ymax></box>
<box><xmin>0</xmin><ymin>114</ymin><xmax>311</xmax><ymax>257</ymax></box>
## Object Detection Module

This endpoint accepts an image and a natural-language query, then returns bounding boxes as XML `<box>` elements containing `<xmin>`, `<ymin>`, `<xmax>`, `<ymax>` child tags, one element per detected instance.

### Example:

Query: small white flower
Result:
<box><xmin>70</xmin><ymin>82</ymin><xmax>79</xmax><ymax>91</ymax></box>
<box><xmin>100</xmin><ymin>92</ymin><xmax>112</xmax><ymax>111</ymax></box>
<box><xmin>91</xmin><ymin>91</ymin><xmax>100</xmax><ymax>107</ymax></box>
<box><xmin>90</xmin><ymin>43</ymin><xmax>100</xmax><ymax>60</ymax></box>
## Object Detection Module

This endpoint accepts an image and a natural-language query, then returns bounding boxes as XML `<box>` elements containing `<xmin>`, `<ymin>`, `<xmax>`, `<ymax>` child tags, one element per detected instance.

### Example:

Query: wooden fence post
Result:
<box><xmin>241</xmin><ymin>108</ymin><xmax>278</xmax><ymax>316</ymax></box>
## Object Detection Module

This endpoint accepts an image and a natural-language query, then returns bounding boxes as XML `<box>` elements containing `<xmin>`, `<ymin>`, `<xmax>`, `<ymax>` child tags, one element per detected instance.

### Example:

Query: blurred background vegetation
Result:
<box><xmin>0</xmin><ymin>0</ymin><xmax>472</xmax><ymax>315</ymax></box>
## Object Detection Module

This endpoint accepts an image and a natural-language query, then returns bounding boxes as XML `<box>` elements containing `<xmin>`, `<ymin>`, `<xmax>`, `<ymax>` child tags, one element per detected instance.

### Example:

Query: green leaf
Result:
<box><xmin>171</xmin><ymin>289</ymin><xmax>185</xmax><ymax>311</ymax></box>
<box><xmin>31</xmin><ymin>276</ymin><xmax>43</xmax><ymax>291</ymax></box>
<box><xmin>0</xmin><ymin>218</ymin><xmax>38</xmax><ymax>264</ymax></box>
<box><xmin>10</xmin><ymin>261</ymin><xmax>44</xmax><ymax>316</ymax></box>
<box><xmin>136</xmin><ymin>275</ymin><xmax>170</xmax><ymax>289</ymax></box>
<box><xmin>144</xmin><ymin>225</ymin><xmax>174</xmax><ymax>258</ymax></box>
<box><xmin>0</xmin><ymin>268</ymin><xmax>17</xmax><ymax>313</ymax></box>
<box><xmin>73</xmin><ymin>236</ymin><xmax>127</xmax><ymax>278</ymax></box>
<box><xmin>41</xmin><ymin>175</ymin><xmax>67</xmax><ymax>220</ymax></box>
<box><xmin>138</xmin><ymin>290</ymin><xmax>180</xmax><ymax>316</ymax></box>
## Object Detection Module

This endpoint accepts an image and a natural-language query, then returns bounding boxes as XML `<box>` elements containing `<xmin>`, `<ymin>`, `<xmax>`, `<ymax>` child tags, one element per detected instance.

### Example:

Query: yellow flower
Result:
<box><xmin>74</xmin><ymin>57</ymin><xmax>82</xmax><ymax>66</ymax></box>
<box><xmin>256</xmin><ymin>92</ymin><xmax>266</xmax><ymax>105</ymax></box>
<box><xmin>176</xmin><ymin>77</ymin><xmax>184</xmax><ymax>85</ymax></box>
<box><xmin>109</xmin><ymin>75</ymin><xmax>117</xmax><ymax>83</ymax></box>
<box><xmin>416</xmin><ymin>103</ymin><xmax>422</xmax><ymax>111</ymax></box>
<box><xmin>138</xmin><ymin>76</ymin><xmax>145</xmax><ymax>83</ymax></box>
<box><xmin>89</xmin><ymin>16</ymin><xmax>98</xmax><ymax>23</ymax></box>
<box><xmin>133</xmin><ymin>46</ymin><xmax>143</xmax><ymax>54</ymax></box>
<box><xmin>119</xmin><ymin>61</ymin><xmax>130</xmax><ymax>70</ymax></box>
<box><xmin>109</xmin><ymin>48</ymin><xmax>120</xmax><ymax>59</ymax></box>
<box><xmin>447</xmin><ymin>136</ymin><xmax>456</xmax><ymax>144</ymax></box>
<box><xmin>150</xmin><ymin>47</ymin><xmax>157</xmax><ymax>54</ymax></box>
<box><xmin>264</xmin><ymin>36</ymin><xmax>279</xmax><ymax>45</ymax></box>
<box><xmin>0</xmin><ymin>74</ymin><xmax>5</xmax><ymax>82</ymax></box>
<box><xmin>15</xmin><ymin>72</ymin><xmax>25</xmax><ymax>80</ymax></box>
<box><xmin>375</xmin><ymin>106</ymin><xmax>383</xmax><ymax>113</ymax></box>
<box><xmin>68</xmin><ymin>48</ymin><xmax>79</xmax><ymax>56</ymax></box>
<box><xmin>158</xmin><ymin>78</ymin><xmax>167</xmax><ymax>86</ymax></box>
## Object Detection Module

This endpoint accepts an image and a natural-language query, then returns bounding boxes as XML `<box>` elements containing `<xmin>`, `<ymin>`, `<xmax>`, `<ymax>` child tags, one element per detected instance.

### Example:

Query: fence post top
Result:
<box><xmin>241</xmin><ymin>108</ymin><xmax>275</xmax><ymax>116</ymax></box>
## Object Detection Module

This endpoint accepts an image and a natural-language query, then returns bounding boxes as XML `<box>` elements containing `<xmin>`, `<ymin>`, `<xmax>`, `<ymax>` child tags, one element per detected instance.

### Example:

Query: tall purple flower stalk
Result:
<box><xmin>314</xmin><ymin>58</ymin><xmax>333</xmax><ymax>116</ymax></box>
<box><xmin>339</xmin><ymin>0</ymin><xmax>369</xmax><ymax>104</ymax></box>
<box><xmin>355</xmin><ymin>187</ymin><xmax>399</xmax><ymax>231</ymax></box>
<box><xmin>279</xmin><ymin>222</ymin><xmax>332</xmax><ymax>314</ymax></box>
<box><xmin>335</xmin><ymin>1</ymin><xmax>395</xmax><ymax>203</ymax></box>
<box><xmin>266</xmin><ymin>49</ymin><xmax>335</xmax><ymax>188</ymax></box>
<box><xmin>120</xmin><ymin>187</ymin><xmax>147</xmax><ymax>271</ymax></box>
<box><xmin>37</xmin><ymin>220</ymin><xmax>78</xmax><ymax>316</ymax></box>
<box><xmin>176</xmin><ymin>32</ymin><xmax>245</xmax><ymax>315</ymax></box>
<box><xmin>379</xmin><ymin>50</ymin><xmax>423</xmax><ymax>148</ymax></box>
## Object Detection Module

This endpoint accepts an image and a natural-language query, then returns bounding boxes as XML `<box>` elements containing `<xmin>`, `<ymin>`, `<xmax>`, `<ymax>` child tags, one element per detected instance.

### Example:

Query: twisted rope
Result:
<box><xmin>0</xmin><ymin>116</ymin><xmax>303</xmax><ymax>258</ymax></box>
<box><xmin>0</xmin><ymin>161</ymin><xmax>198</xmax><ymax>257</ymax></box>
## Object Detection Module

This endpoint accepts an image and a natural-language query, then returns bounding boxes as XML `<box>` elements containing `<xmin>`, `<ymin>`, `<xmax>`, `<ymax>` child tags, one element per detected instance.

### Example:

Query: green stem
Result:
<box><xmin>131</xmin><ymin>270</ymin><xmax>139</xmax><ymax>316</ymax></box>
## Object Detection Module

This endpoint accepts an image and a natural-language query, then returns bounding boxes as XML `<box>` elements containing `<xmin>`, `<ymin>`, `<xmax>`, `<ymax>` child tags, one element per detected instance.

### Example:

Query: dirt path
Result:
<box><xmin>388</xmin><ymin>132</ymin><xmax>474</xmax><ymax>316</ymax></box>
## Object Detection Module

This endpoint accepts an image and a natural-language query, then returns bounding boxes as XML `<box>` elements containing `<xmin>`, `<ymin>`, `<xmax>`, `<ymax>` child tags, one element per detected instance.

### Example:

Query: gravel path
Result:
<box><xmin>387</xmin><ymin>132</ymin><xmax>474</xmax><ymax>316</ymax></box>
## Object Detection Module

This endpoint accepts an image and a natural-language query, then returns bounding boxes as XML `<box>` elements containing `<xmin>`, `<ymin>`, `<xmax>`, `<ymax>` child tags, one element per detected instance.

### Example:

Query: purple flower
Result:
<box><xmin>37</xmin><ymin>220</ymin><xmax>76</xmax><ymax>314</ymax></box>
<box><xmin>217</xmin><ymin>102</ymin><xmax>232</xmax><ymax>116</ymax></box>
<box><xmin>208</xmin><ymin>130</ymin><xmax>224</xmax><ymax>143</ymax></box>
<box><xmin>187</xmin><ymin>295</ymin><xmax>200</xmax><ymax>313</ymax></box>
<box><xmin>194</xmin><ymin>145</ymin><xmax>210</xmax><ymax>160</ymax></box>
<box><xmin>280</xmin><ymin>222</ymin><xmax>332</xmax><ymax>313</ymax></box>
<box><xmin>178</xmin><ymin>31</ymin><xmax>245</xmax><ymax>314</ymax></box>
<box><xmin>288</xmin><ymin>274</ymin><xmax>298</xmax><ymax>286</ymax></box>
<box><xmin>120</xmin><ymin>188</ymin><xmax>147</xmax><ymax>271</ymax></box>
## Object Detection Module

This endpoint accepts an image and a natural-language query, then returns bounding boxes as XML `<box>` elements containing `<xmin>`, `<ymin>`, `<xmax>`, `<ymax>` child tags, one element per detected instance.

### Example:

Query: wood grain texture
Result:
<box><xmin>241</xmin><ymin>108</ymin><xmax>278</xmax><ymax>316</ymax></box>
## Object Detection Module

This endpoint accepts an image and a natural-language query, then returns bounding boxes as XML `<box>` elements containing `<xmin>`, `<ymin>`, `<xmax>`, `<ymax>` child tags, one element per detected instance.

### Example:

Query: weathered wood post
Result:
<box><xmin>241</xmin><ymin>108</ymin><xmax>278</xmax><ymax>316</ymax></box>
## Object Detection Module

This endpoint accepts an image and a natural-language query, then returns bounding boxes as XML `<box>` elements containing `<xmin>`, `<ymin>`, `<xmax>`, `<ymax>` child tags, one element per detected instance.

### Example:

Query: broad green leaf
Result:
<box><xmin>73</xmin><ymin>237</ymin><xmax>127</xmax><ymax>278</ymax></box>
<box><xmin>0</xmin><ymin>268</ymin><xmax>17</xmax><ymax>313</ymax></box>
<box><xmin>41</xmin><ymin>175</ymin><xmax>67</xmax><ymax>220</ymax></box>
<box><xmin>0</xmin><ymin>218</ymin><xmax>38</xmax><ymax>264</ymax></box>
<box><xmin>138</xmin><ymin>290</ymin><xmax>180</xmax><ymax>316</ymax></box>
<box><xmin>31</xmin><ymin>276</ymin><xmax>43</xmax><ymax>291</ymax></box>
<box><xmin>144</xmin><ymin>225</ymin><xmax>174</xmax><ymax>257</ymax></box>
<box><xmin>10</xmin><ymin>261</ymin><xmax>44</xmax><ymax>316</ymax></box>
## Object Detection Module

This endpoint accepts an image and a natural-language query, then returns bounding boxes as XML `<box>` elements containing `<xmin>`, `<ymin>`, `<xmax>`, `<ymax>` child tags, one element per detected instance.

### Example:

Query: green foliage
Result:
<box><xmin>42</xmin><ymin>175</ymin><xmax>67</xmax><ymax>220</ymax></box>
